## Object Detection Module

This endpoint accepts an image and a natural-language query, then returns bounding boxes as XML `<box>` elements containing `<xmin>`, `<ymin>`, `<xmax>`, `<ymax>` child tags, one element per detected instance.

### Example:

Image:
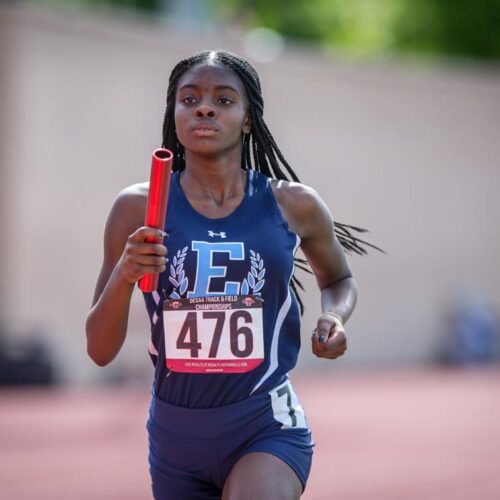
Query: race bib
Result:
<box><xmin>163</xmin><ymin>295</ymin><xmax>264</xmax><ymax>374</ymax></box>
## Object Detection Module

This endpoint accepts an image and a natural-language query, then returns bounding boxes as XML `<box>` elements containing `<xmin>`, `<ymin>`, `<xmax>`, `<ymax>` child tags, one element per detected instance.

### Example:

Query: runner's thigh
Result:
<box><xmin>222</xmin><ymin>451</ymin><xmax>302</xmax><ymax>500</ymax></box>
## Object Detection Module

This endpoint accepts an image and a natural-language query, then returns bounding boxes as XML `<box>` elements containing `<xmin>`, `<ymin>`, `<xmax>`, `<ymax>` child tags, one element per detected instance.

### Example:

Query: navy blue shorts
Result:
<box><xmin>147</xmin><ymin>380</ymin><xmax>314</xmax><ymax>500</ymax></box>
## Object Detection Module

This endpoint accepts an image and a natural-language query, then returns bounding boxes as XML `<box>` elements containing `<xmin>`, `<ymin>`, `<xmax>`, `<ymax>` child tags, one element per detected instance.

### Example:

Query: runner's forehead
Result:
<box><xmin>176</xmin><ymin>63</ymin><xmax>247</xmax><ymax>97</ymax></box>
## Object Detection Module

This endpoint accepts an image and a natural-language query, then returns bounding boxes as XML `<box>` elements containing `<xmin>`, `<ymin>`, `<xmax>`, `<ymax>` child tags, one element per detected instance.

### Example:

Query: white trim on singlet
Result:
<box><xmin>250</xmin><ymin>234</ymin><xmax>301</xmax><ymax>394</ymax></box>
<box><xmin>248</xmin><ymin>169</ymin><xmax>254</xmax><ymax>197</ymax></box>
<box><xmin>151</xmin><ymin>291</ymin><xmax>161</xmax><ymax>325</ymax></box>
<box><xmin>149</xmin><ymin>291</ymin><xmax>162</xmax><ymax>340</ymax></box>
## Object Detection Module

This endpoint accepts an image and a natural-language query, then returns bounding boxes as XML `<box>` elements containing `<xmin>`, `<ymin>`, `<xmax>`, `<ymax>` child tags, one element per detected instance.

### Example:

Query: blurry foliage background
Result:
<box><xmin>32</xmin><ymin>0</ymin><xmax>500</xmax><ymax>62</ymax></box>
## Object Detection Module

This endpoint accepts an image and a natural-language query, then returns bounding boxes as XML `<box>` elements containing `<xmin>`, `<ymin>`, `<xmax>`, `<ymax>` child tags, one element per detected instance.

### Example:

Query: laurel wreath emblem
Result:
<box><xmin>241</xmin><ymin>249</ymin><xmax>266</xmax><ymax>295</ymax></box>
<box><xmin>168</xmin><ymin>247</ymin><xmax>264</xmax><ymax>298</ymax></box>
<box><xmin>169</xmin><ymin>246</ymin><xmax>189</xmax><ymax>299</ymax></box>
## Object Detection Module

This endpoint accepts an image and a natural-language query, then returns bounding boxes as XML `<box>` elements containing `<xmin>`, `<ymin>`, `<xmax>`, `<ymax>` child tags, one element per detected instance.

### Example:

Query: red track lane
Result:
<box><xmin>1</xmin><ymin>368</ymin><xmax>499</xmax><ymax>500</ymax></box>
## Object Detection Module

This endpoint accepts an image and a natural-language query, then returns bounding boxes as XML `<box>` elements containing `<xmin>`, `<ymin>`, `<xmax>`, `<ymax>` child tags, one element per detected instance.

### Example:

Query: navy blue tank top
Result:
<box><xmin>143</xmin><ymin>170</ymin><xmax>301</xmax><ymax>408</ymax></box>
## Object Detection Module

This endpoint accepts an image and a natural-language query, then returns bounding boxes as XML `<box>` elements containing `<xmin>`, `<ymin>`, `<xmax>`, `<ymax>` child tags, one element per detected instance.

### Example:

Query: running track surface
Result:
<box><xmin>1</xmin><ymin>368</ymin><xmax>499</xmax><ymax>500</ymax></box>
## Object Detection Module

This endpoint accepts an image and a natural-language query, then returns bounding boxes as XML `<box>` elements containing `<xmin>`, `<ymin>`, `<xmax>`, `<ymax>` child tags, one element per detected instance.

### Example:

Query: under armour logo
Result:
<box><xmin>208</xmin><ymin>230</ymin><xmax>227</xmax><ymax>238</ymax></box>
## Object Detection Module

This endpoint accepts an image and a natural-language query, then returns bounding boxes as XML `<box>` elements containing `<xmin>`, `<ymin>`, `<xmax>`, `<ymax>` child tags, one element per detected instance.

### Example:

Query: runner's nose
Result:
<box><xmin>195</xmin><ymin>105</ymin><xmax>216</xmax><ymax>118</ymax></box>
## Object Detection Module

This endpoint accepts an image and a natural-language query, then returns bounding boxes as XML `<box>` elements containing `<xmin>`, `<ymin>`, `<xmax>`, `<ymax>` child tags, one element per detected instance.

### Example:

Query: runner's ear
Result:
<box><xmin>243</xmin><ymin>112</ymin><xmax>252</xmax><ymax>134</ymax></box>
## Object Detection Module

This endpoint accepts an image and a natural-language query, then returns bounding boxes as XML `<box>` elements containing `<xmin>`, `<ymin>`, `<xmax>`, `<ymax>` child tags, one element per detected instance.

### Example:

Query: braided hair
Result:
<box><xmin>161</xmin><ymin>50</ymin><xmax>380</xmax><ymax>313</ymax></box>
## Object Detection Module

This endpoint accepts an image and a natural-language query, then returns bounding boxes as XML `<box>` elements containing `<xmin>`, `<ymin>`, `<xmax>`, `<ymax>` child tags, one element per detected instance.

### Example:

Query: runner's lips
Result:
<box><xmin>191</xmin><ymin>123</ymin><xmax>218</xmax><ymax>136</ymax></box>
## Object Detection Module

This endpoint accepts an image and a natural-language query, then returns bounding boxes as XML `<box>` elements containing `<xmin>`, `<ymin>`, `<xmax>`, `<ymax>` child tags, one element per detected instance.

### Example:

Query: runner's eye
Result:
<box><xmin>218</xmin><ymin>96</ymin><xmax>233</xmax><ymax>105</ymax></box>
<box><xmin>182</xmin><ymin>96</ymin><xmax>196</xmax><ymax>104</ymax></box>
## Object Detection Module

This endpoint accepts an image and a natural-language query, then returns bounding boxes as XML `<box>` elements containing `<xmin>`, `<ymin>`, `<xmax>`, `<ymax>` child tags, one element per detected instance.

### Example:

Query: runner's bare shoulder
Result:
<box><xmin>105</xmin><ymin>182</ymin><xmax>149</xmax><ymax>244</ymax></box>
<box><xmin>269</xmin><ymin>179</ymin><xmax>324</xmax><ymax>238</ymax></box>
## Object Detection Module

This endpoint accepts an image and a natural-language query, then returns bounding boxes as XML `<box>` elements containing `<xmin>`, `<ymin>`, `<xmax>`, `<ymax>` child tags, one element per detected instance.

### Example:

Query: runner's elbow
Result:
<box><xmin>85</xmin><ymin>319</ymin><xmax>115</xmax><ymax>367</ymax></box>
<box><xmin>87</xmin><ymin>348</ymin><xmax>113</xmax><ymax>367</ymax></box>
<box><xmin>86</xmin><ymin>338</ymin><xmax>113</xmax><ymax>367</ymax></box>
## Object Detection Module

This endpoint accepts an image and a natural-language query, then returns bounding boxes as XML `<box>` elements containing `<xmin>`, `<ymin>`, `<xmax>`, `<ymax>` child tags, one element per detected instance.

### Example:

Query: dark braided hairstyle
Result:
<box><xmin>161</xmin><ymin>50</ymin><xmax>381</xmax><ymax>313</ymax></box>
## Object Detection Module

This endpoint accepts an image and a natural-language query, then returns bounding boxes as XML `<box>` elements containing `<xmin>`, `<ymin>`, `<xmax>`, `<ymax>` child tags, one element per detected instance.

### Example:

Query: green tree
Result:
<box><xmin>218</xmin><ymin>0</ymin><xmax>500</xmax><ymax>61</ymax></box>
<box><xmin>394</xmin><ymin>0</ymin><xmax>500</xmax><ymax>60</ymax></box>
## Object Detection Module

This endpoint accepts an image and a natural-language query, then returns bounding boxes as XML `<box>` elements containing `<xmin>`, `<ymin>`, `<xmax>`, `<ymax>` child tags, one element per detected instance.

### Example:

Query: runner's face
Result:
<box><xmin>174</xmin><ymin>64</ymin><xmax>251</xmax><ymax>157</ymax></box>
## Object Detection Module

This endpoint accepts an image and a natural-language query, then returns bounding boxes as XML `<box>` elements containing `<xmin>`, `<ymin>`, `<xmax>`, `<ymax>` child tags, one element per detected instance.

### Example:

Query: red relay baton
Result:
<box><xmin>139</xmin><ymin>148</ymin><xmax>173</xmax><ymax>293</ymax></box>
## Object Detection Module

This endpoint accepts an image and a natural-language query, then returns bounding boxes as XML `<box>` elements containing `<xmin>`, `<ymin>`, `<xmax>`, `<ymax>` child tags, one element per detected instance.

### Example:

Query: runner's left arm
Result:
<box><xmin>298</xmin><ymin>188</ymin><xmax>357</xmax><ymax>360</ymax></box>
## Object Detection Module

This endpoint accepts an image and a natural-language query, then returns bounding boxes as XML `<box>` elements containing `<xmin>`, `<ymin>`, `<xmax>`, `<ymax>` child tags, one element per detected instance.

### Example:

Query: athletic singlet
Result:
<box><xmin>142</xmin><ymin>170</ymin><xmax>301</xmax><ymax>408</ymax></box>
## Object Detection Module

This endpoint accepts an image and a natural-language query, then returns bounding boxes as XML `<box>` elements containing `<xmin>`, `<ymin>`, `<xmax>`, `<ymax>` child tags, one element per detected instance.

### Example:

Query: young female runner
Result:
<box><xmin>86</xmin><ymin>50</ymin><xmax>358</xmax><ymax>500</ymax></box>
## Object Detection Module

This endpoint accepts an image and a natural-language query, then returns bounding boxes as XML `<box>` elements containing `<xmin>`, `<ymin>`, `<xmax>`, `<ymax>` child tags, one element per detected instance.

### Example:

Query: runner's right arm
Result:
<box><xmin>86</xmin><ymin>185</ymin><xmax>167</xmax><ymax>366</ymax></box>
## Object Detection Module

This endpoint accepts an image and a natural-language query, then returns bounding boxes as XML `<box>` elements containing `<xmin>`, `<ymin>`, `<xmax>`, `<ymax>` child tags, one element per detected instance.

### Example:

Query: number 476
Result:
<box><xmin>176</xmin><ymin>310</ymin><xmax>254</xmax><ymax>359</ymax></box>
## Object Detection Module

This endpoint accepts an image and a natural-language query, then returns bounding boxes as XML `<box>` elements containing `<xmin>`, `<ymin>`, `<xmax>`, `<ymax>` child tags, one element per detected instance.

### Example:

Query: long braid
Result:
<box><xmin>160</xmin><ymin>50</ymin><xmax>380</xmax><ymax>314</ymax></box>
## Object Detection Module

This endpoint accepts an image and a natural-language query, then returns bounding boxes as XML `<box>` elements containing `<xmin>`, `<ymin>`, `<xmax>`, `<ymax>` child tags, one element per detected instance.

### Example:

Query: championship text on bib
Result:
<box><xmin>163</xmin><ymin>295</ymin><xmax>264</xmax><ymax>374</ymax></box>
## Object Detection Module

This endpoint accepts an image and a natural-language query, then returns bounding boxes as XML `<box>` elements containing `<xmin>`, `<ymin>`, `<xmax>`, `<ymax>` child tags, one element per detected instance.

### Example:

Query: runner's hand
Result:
<box><xmin>117</xmin><ymin>227</ymin><xmax>168</xmax><ymax>284</ymax></box>
<box><xmin>311</xmin><ymin>313</ymin><xmax>347</xmax><ymax>359</ymax></box>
